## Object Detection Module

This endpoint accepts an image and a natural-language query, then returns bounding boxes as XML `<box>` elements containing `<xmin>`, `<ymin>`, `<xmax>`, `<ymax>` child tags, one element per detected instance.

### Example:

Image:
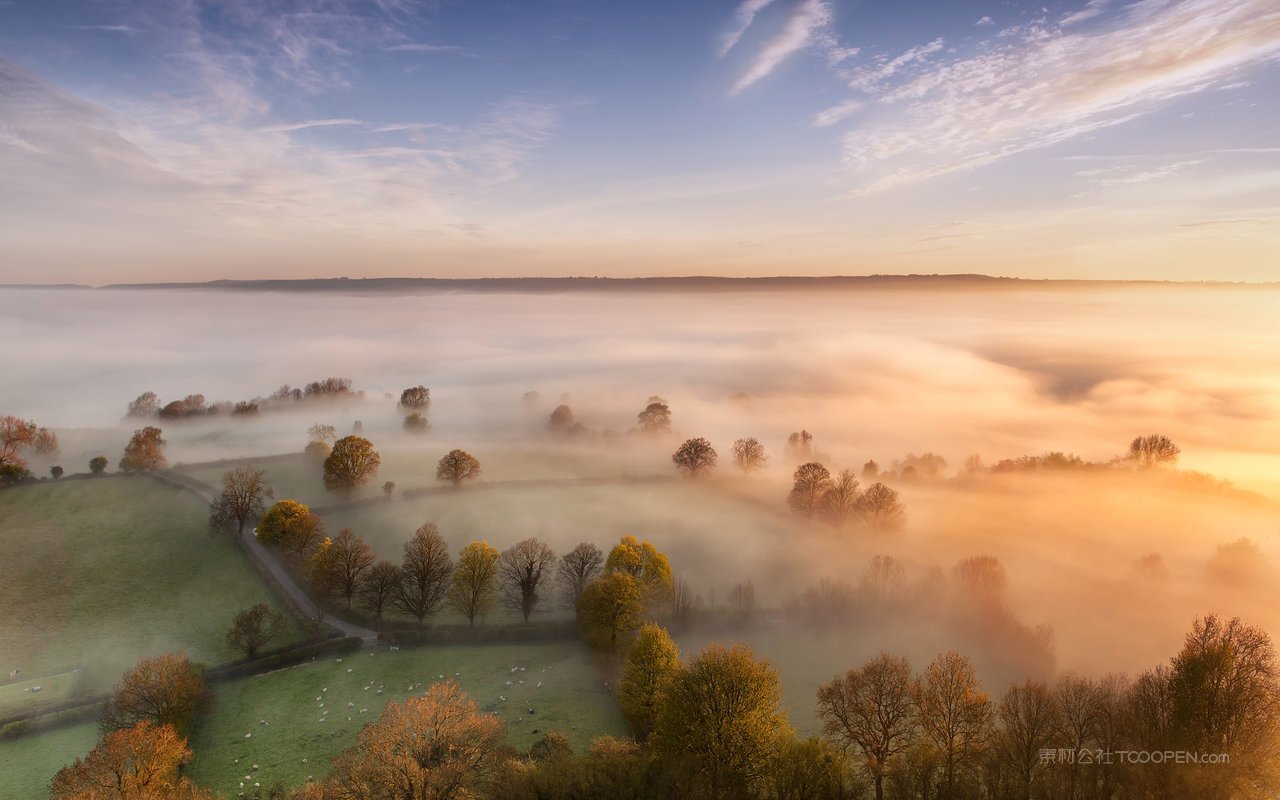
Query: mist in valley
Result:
<box><xmin>4</xmin><ymin>283</ymin><xmax>1279</xmax><ymax>734</ymax></box>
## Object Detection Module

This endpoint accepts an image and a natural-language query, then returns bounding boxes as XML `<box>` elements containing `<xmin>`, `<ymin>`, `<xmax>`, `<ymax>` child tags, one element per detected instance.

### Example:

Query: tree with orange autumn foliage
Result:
<box><xmin>49</xmin><ymin>721</ymin><xmax>216</xmax><ymax>799</ymax></box>
<box><xmin>321</xmin><ymin>681</ymin><xmax>505</xmax><ymax>799</ymax></box>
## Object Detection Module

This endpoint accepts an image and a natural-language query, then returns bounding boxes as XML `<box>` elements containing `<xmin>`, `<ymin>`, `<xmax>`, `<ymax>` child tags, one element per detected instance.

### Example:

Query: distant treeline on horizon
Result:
<box><xmin>1</xmin><ymin>274</ymin><xmax>1273</xmax><ymax>293</ymax></box>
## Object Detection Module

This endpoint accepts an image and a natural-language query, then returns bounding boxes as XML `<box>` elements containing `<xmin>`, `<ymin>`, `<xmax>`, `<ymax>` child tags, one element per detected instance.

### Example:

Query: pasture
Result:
<box><xmin>185</xmin><ymin>641</ymin><xmax>625</xmax><ymax>795</ymax></box>
<box><xmin>0</xmin><ymin>478</ymin><xmax>302</xmax><ymax>707</ymax></box>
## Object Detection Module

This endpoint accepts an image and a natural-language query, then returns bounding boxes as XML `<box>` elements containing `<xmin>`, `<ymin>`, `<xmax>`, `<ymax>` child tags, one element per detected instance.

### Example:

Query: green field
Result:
<box><xmin>176</xmin><ymin>444</ymin><xmax>676</xmax><ymax>511</ymax></box>
<box><xmin>0</xmin><ymin>720</ymin><xmax>100</xmax><ymax>799</ymax></box>
<box><xmin>0</xmin><ymin>478</ymin><xmax>303</xmax><ymax>705</ymax></box>
<box><xmin>185</xmin><ymin>641</ymin><xmax>625</xmax><ymax>796</ymax></box>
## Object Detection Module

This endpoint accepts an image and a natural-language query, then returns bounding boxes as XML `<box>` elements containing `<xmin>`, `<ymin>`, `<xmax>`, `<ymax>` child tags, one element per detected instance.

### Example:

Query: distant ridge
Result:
<box><xmin>2</xmin><ymin>275</ymin><xmax>1272</xmax><ymax>292</ymax></box>
<box><xmin>88</xmin><ymin>274</ymin><xmax>1276</xmax><ymax>292</ymax></box>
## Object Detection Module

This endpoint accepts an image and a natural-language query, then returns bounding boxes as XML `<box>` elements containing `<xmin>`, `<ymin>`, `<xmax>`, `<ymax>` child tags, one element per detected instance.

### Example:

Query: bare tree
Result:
<box><xmin>329</xmin><ymin>529</ymin><xmax>376</xmax><ymax>607</ymax></box>
<box><xmin>728</xmin><ymin>580</ymin><xmax>757</xmax><ymax>622</ymax></box>
<box><xmin>126</xmin><ymin>391</ymin><xmax>161</xmax><ymax>418</ymax></box>
<box><xmin>787</xmin><ymin>430</ymin><xmax>814</xmax><ymax>458</ymax></box>
<box><xmin>856</xmin><ymin>482</ymin><xmax>906</xmax><ymax>531</ymax></box>
<box><xmin>819</xmin><ymin>469</ymin><xmax>861</xmax><ymax>527</ymax></box>
<box><xmin>672</xmin><ymin>437</ymin><xmax>717</xmax><ymax>477</ymax></box>
<box><xmin>996</xmin><ymin>682</ymin><xmax>1061</xmax><ymax>800</ymax></box>
<box><xmin>225</xmin><ymin>603</ymin><xmax>285</xmax><ymax>658</ymax></box>
<box><xmin>210</xmin><ymin>465</ymin><xmax>273</xmax><ymax>536</ymax></box>
<box><xmin>914</xmin><ymin>651</ymin><xmax>993</xmax><ymax>798</ymax></box>
<box><xmin>818</xmin><ymin>653</ymin><xmax>916</xmax><ymax>800</ymax></box>
<box><xmin>557</xmin><ymin>542</ymin><xmax>604</xmax><ymax>610</ymax></box>
<box><xmin>788</xmin><ymin>462</ymin><xmax>831</xmax><ymax>517</ymax></box>
<box><xmin>672</xmin><ymin>576</ymin><xmax>698</xmax><ymax>627</ymax></box>
<box><xmin>436</xmin><ymin>449</ymin><xmax>481</xmax><ymax>486</ymax></box>
<box><xmin>1127</xmin><ymin>434</ymin><xmax>1181</xmax><ymax>467</ymax></box>
<box><xmin>731</xmin><ymin>437</ymin><xmax>768</xmax><ymax>475</ymax></box>
<box><xmin>498</xmin><ymin>538</ymin><xmax>557</xmax><ymax>623</ymax></box>
<box><xmin>396</xmin><ymin>522</ymin><xmax>454</xmax><ymax>626</ymax></box>
<box><xmin>358</xmin><ymin>561</ymin><xmax>403</xmax><ymax>622</ymax></box>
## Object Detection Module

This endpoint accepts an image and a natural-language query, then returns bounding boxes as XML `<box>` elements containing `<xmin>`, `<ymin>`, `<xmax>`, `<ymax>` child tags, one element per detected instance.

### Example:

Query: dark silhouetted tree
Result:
<box><xmin>731</xmin><ymin>437</ymin><xmax>768</xmax><ymax>475</ymax></box>
<box><xmin>210</xmin><ymin>465</ymin><xmax>273</xmax><ymax>536</ymax></box>
<box><xmin>672</xmin><ymin>437</ymin><xmax>717</xmax><ymax>477</ymax></box>
<box><xmin>788</xmin><ymin>462</ymin><xmax>831</xmax><ymax>517</ymax></box>
<box><xmin>226</xmin><ymin>603</ymin><xmax>285</xmax><ymax>658</ymax></box>
<box><xmin>557</xmin><ymin>542</ymin><xmax>604</xmax><ymax>611</ymax></box>
<box><xmin>396</xmin><ymin>522</ymin><xmax>454</xmax><ymax>626</ymax></box>
<box><xmin>856</xmin><ymin>482</ymin><xmax>906</xmax><ymax>531</ymax></box>
<box><xmin>436</xmin><ymin>448</ymin><xmax>481</xmax><ymax>486</ymax></box>
<box><xmin>498</xmin><ymin>538</ymin><xmax>557</xmax><ymax>623</ymax></box>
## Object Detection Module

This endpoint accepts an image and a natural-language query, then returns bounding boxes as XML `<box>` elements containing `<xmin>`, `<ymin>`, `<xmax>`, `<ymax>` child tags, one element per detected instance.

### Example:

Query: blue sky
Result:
<box><xmin>1</xmin><ymin>0</ymin><xmax>1278</xmax><ymax>282</ymax></box>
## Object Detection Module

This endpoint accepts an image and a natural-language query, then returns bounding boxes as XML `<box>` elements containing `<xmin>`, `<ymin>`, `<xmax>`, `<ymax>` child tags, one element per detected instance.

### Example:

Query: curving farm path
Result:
<box><xmin>152</xmin><ymin>471</ymin><xmax>378</xmax><ymax>642</ymax></box>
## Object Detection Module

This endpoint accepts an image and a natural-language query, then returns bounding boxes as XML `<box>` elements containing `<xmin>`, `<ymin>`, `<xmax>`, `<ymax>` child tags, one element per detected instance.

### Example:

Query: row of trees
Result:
<box><xmin>248</xmin><ymin>495</ymin><xmax>662</xmax><ymax>631</ymax></box>
<box><xmin>125</xmin><ymin>379</ymin><xmax>360</xmax><ymax>421</ymax></box>
<box><xmin>788</xmin><ymin>463</ymin><xmax>906</xmax><ymax>530</ymax></box>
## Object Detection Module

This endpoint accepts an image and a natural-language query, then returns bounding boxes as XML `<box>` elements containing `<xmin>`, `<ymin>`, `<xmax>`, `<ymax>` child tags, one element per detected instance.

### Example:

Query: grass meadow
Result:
<box><xmin>0</xmin><ymin>478</ymin><xmax>303</xmax><ymax>705</ymax></box>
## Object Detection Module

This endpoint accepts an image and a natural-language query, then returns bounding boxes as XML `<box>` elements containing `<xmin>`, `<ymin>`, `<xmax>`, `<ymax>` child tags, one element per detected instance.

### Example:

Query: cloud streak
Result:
<box><xmin>719</xmin><ymin>0</ymin><xmax>778</xmax><ymax>58</ymax></box>
<box><xmin>730</xmin><ymin>0</ymin><xmax>830</xmax><ymax>95</ymax></box>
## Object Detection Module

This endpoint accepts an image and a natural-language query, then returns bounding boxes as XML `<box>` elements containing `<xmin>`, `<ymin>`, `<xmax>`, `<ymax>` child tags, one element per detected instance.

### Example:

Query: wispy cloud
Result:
<box><xmin>1061</xmin><ymin>0</ymin><xmax>1110</xmax><ymax>27</ymax></box>
<box><xmin>843</xmin><ymin>37</ymin><xmax>945</xmax><ymax>93</ymax></box>
<box><xmin>73</xmin><ymin>24</ymin><xmax>143</xmax><ymax>34</ymax></box>
<box><xmin>385</xmin><ymin>42</ymin><xmax>467</xmax><ymax>54</ymax></box>
<box><xmin>730</xmin><ymin>0</ymin><xmax>830</xmax><ymax>95</ymax></box>
<box><xmin>811</xmin><ymin>99</ymin><xmax>863</xmax><ymax>128</ymax></box>
<box><xmin>1076</xmin><ymin>159</ymin><xmax>1205</xmax><ymax>190</ymax></box>
<box><xmin>257</xmin><ymin>118</ymin><xmax>363</xmax><ymax>133</ymax></box>
<box><xmin>975</xmin><ymin>16</ymin><xmax>995</xmax><ymax>27</ymax></box>
<box><xmin>825</xmin><ymin>0</ymin><xmax>1280</xmax><ymax>193</ymax></box>
<box><xmin>719</xmin><ymin>0</ymin><xmax>778</xmax><ymax>58</ymax></box>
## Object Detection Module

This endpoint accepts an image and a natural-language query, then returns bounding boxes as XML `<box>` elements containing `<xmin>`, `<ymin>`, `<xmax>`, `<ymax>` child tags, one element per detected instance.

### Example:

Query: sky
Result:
<box><xmin>0</xmin><ymin>0</ymin><xmax>1277</xmax><ymax>283</ymax></box>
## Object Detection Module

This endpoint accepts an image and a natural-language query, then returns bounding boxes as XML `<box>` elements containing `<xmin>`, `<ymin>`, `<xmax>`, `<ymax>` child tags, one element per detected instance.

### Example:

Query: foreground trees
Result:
<box><xmin>50</xmin><ymin>721</ymin><xmax>215</xmax><ymax>800</ymax></box>
<box><xmin>396</xmin><ymin>523</ymin><xmax>454</xmax><ymax>626</ymax></box>
<box><xmin>226</xmin><ymin>603</ymin><xmax>285</xmax><ymax>658</ymax></box>
<box><xmin>652</xmin><ymin>643</ymin><xmax>792</xmax><ymax>799</ymax></box>
<box><xmin>605</xmin><ymin>535</ymin><xmax>674</xmax><ymax>608</ymax></box>
<box><xmin>817</xmin><ymin>653</ymin><xmax>915</xmax><ymax>800</ymax></box>
<box><xmin>618</xmin><ymin>624</ymin><xmax>681</xmax><ymax>739</ymax></box>
<box><xmin>323</xmin><ymin>436</ymin><xmax>381</xmax><ymax>494</ymax></box>
<box><xmin>449</xmin><ymin>541</ymin><xmax>500</xmax><ymax>626</ymax></box>
<box><xmin>209</xmin><ymin>465</ymin><xmax>272</xmax><ymax>536</ymax></box>
<box><xmin>577</xmin><ymin>573</ymin><xmax>645</xmax><ymax>655</ymax></box>
<box><xmin>100</xmin><ymin>654</ymin><xmax>213</xmax><ymax>738</ymax></box>
<box><xmin>498</xmin><ymin>538</ymin><xmax>557</xmax><ymax>623</ymax></box>
<box><xmin>119</xmin><ymin>426</ymin><xmax>166</xmax><ymax>472</ymax></box>
<box><xmin>322</xmin><ymin>681</ymin><xmax>505</xmax><ymax>800</ymax></box>
<box><xmin>913</xmin><ymin>651</ymin><xmax>992</xmax><ymax>799</ymax></box>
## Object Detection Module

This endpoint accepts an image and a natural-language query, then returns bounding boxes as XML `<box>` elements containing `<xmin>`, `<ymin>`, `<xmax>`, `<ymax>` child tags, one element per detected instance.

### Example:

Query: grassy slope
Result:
<box><xmin>0</xmin><ymin>478</ymin><xmax>303</xmax><ymax>700</ymax></box>
<box><xmin>186</xmin><ymin>642</ymin><xmax>625</xmax><ymax>796</ymax></box>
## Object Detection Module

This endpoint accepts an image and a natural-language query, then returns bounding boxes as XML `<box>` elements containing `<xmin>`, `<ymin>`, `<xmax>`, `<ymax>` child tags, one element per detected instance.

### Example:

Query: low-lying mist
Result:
<box><xmin>3</xmin><ymin>283</ymin><xmax>1279</xmax><ymax>713</ymax></box>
